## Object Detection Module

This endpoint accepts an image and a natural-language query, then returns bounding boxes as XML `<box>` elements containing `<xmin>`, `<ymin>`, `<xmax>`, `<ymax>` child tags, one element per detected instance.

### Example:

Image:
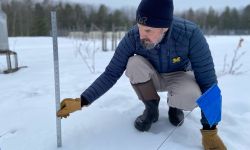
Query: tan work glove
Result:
<box><xmin>200</xmin><ymin>129</ymin><xmax>227</xmax><ymax>150</ymax></box>
<box><xmin>57</xmin><ymin>98</ymin><xmax>82</xmax><ymax>118</ymax></box>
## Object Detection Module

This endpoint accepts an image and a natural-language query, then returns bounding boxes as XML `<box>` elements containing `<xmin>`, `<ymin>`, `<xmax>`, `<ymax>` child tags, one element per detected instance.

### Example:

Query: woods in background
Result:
<box><xmin>1</xmin><ymin>0</ymin><xmax>250</xmax><ymax>36</ymax></box>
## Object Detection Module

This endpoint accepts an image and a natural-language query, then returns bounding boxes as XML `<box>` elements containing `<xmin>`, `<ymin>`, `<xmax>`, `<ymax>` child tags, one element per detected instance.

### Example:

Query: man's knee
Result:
<box><xmin>125</xmin><ymin>55</ymin><xmax>153</xmax><ymax>84</ymax></box>
<box><xmin>126</xmin><ymin>55</ymin><xmax>146</xmax><ymax>71</ymax></box>
<box><xmin>168</xmin><ymin>82</ymin><xmax>201</xmax><ymax>110</ymax></box>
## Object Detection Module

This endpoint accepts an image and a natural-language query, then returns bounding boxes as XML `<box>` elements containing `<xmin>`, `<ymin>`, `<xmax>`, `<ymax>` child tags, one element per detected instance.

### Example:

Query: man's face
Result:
<box><xmin>138</xmin><ymin>24</ymin><xmax>168</xmax><ymax>50</ymax></box>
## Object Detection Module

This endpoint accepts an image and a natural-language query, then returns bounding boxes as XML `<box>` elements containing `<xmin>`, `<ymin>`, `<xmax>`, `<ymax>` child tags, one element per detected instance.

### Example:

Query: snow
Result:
<box><xmin>0</xmin><ymin>35</ymin><xmax>250</xmax><ymax>150</ymax></box>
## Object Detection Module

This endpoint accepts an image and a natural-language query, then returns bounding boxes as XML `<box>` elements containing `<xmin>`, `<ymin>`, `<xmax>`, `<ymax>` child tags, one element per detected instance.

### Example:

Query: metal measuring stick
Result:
<box><xmin>51</xmin><ymin>6</ymin><xmax>62</xmax><ymax>147</ymax></box>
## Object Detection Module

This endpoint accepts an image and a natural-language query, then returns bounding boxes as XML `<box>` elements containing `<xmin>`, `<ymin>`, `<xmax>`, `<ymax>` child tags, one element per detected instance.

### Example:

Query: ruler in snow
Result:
<box><xmin>51</xmin><ymin>11</ymin><xmax>62</xmax><ymax>148</ymax></box>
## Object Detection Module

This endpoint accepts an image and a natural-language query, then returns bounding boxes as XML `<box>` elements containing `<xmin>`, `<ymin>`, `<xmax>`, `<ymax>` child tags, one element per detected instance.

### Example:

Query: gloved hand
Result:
<box><xmin>57</xmin><ymin>98</ymin><xmax>82</xmax><ymax>118</ymax></box>
<box><xmin>200</xmin><ymin>129</ymin><xmax>227</xmax><ymax>150</ymax></box>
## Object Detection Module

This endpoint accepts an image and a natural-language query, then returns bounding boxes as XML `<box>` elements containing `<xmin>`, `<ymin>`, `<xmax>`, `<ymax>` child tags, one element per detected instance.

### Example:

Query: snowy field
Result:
<box><xmin>0</xmin><ymin>35</ymin><xmax>250</xmax><ymax>150</ymax></box>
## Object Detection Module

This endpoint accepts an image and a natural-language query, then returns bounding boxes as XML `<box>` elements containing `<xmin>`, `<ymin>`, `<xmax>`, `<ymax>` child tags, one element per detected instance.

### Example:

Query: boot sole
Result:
<box><xmin>134</xmin><ymin>118</ymin><xmax>158</xmax><ymax>132</ymax></box>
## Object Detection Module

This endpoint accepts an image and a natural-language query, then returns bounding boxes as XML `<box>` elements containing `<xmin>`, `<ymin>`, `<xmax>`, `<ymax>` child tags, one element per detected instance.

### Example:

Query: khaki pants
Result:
<box><xmin>125</xmin><ymin>55</ymin><xmax>201</xmax><ymax>111</ymax></box>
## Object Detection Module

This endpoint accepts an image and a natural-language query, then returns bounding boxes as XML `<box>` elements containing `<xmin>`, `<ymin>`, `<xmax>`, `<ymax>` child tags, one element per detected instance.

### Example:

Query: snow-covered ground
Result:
<box><xmin>0</xmin><ymin>35</ymin><xmax>249</xmax><ymax>150</ymax></box>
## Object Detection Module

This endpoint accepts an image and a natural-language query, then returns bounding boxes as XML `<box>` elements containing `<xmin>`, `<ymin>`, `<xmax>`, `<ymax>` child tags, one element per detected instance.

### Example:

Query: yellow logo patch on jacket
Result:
<box><xmin>172</xmin><ymin>57</ymin><xmax>181</xmax><ymax>64</ymax></box>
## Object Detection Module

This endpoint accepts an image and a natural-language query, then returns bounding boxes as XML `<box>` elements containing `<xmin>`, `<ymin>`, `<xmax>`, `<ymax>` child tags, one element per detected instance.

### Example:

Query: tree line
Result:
<box><xmin>1</xmin><ymin>0</ymin><xmax>250</xmax><ymax>36</ymax></box>
<box><xmin>179</xmin><ymin>6</ymin><xmax>250</xmax><ymax>35</ymax></box>
<box><xmin>2</xmin><ymin>0</ymin><xmax>134</xmax><ymax>36</ymax></box>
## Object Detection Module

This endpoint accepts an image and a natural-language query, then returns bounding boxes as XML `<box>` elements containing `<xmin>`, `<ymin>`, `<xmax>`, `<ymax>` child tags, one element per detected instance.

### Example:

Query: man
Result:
<box><xmin>57</xmin><ymin>0</ymin><xmax>227</xmax><ymax>149</ymax></box>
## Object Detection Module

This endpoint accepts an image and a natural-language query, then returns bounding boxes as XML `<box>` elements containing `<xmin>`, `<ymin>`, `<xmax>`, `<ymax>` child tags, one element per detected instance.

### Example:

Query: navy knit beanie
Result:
<box><xmin>136</xmin><ymin>0</ymin><xmax>174</xmax><ymax>28</ymax></box>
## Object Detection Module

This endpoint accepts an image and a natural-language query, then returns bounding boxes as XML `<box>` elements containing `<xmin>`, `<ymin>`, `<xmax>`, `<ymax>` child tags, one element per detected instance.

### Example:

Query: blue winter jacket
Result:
<box><xmin>81</xmin><ymin>17</ymin><xmax>217</xmax><ymax>104</ymax></box>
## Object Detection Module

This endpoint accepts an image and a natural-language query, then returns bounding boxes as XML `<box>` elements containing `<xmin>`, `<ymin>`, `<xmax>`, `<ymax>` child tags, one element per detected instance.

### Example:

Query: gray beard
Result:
<box><xmin>140</xmin><ymin>40</ymin><xmax>155</xmax><ymax>50</ymax></box>
<box><xmin>140</xmin><ymin>32</ymin><xmax>166</xmax><ymax>50</ymax></box>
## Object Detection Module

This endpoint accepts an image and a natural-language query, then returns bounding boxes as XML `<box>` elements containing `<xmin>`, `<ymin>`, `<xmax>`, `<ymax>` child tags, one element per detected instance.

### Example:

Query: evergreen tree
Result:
<box><xmin>31</xmin><ymin>3</ymin><xmax>49</xmax><ymax>36</ymax></box>
<box><xmin>63</xmin><ymin>4</ymin><xmax>75</xmax><ymax>30</ymax></box>
<box><xmin>193</xmin><ymin>9</ymin><xmax>207</xmax><ymax>29</ymax></box>
<box><xmin>206</xmin><ymin>7</ymin><xmax>219</xmax><ymax>29</ymax></box>
<box><xmin>187</xmin><ymin>8</ymin><xmax>195</xmax><ymax>21</ymax></box>
<box><xmin>219</xmin><ymin>7</ymin><xmax>232</xmax><ymax>30</ymax></box>
<box><xmin>56</xmin><ymin>2</ymin><xmax>64</xmax><ymax>30</ymax></box>
<box><xmin>111</xmin><ymin>10</ymin><xmax>128</xmax><ymax>28</ymax></box>
<box><xmin>74</xmin><ymin>4</ymin><xmax>87</xmax><ymax>31</ymax></box>
<box><xmin>96</xmin><ymin>4</ymin><xmax>109</xmax><ymax>30</ymax></box>
<box><xmin>230</xmin><ymin>8</ymin><xmax>240</xmax><ymax>30</ymax></box>
<box><xmin>241</xmin><ymin>5</ymin><xmax>250</xmax><ymax>30</ymax></box>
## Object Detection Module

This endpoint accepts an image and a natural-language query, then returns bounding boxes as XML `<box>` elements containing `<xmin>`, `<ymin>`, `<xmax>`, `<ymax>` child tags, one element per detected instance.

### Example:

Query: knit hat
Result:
<box><xmin>136</xmin><ymin>0</ymin><xmax>174</xmax><ymax>28</ymax></box>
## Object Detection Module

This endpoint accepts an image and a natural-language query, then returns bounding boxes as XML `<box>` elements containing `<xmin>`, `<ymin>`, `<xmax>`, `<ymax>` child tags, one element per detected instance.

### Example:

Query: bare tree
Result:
<box><xmin>73</xmin><ymin>38</ymin><xmax>99</xmax><ymax>73</ymax></box>
<box><xmin>218</xmin><ymin>38</ymin><xmax>248</xmax><ymax>77</ymax></box>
